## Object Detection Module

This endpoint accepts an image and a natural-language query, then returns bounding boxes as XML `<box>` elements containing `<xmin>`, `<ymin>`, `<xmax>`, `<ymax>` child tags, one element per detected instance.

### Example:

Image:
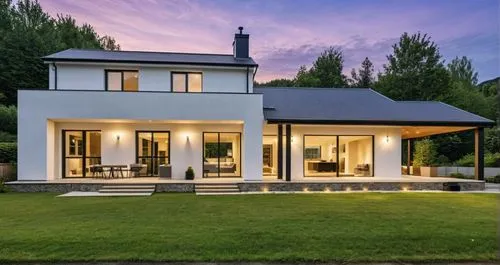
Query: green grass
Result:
<box><xmin>0</xmin><ymin>192</ymin><xmax>497</xmax><ymax>262</ymax></box>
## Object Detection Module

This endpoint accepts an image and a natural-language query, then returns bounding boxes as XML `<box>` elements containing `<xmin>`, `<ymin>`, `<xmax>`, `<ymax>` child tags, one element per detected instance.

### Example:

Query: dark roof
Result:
<box><xmin>255</xmin><ymin>87</ymin><xmax>495</xmax><ymax>126</ymax></box>
<box><xmin>43</xmin><ymin>49</ymin><xmax>258</xmax><ymax>67</ymax></box>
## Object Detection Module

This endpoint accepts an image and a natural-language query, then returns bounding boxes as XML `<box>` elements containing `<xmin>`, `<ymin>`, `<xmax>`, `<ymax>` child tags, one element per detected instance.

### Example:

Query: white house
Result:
<box><xmin>17</xmin><ymin>27</ymin><xmax>494</xmax><ymax>182</ymax></box>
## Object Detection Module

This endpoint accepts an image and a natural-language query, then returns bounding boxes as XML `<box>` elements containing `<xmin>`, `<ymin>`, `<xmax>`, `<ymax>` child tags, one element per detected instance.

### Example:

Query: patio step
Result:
<box><xmin>195</xmin><ymin>183</ymin><xmax>240</xmax><ymax>195</ymax></box>
<box><xmin>98</xmin><ymin>184</ymin><xmax>155</xmax><ymax>195</ymax></box>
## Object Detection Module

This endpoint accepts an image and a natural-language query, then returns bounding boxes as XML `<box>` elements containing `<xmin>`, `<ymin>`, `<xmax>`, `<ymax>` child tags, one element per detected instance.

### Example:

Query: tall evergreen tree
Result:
<box><xmin>350</xmin><ymin>57</ymin><xmax>374</xmax><ymax>87</ymax></box>
<box><xmin>448</xmin><ymin>56</ymin><xmax>478</xmax><ymax>86</ymax></box>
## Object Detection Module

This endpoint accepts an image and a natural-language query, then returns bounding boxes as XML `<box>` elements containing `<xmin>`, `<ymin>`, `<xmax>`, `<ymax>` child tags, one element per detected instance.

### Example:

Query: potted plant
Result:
<box><xmin>413</xmin><ymin>139</ymin><xmax>438</xmax><ymax>177</ymax></box>
<box><xmin>185</xmin><ymin>166</ymin><xmax>195</xmax><ymax>180</ymax></box>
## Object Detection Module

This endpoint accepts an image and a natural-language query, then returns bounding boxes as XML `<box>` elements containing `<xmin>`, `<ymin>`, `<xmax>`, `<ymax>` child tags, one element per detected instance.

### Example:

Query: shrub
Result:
<box><xmin>413</xmin><ymin>139</ymin><xmax>437</xmax><ymax>167</ymax></box>
<box><xmin>449</xmin><ymin>172</ymin><xmax>473</xmax><ymax>179</ymax></box>
<box><xmin>454</xmin><ymin>152</ymin><xmax>500</xmax><ymax>167</ymax></box>
<box><xmin>435</xmin><ymin>154</ymin><xmax>450</xmax><ymax>166</ymax></box>
<box><xmin>454</xmin><ymin>153</ymin><xmax>474</xmax><ymax>167</ymax></box>
<box><xmin>0</xmin><ymin>182</ymin><xmax>9</xmax><ymax>193</ymax></box>
<box><xmin>486</xmin><ymin>175</ymin><xmax>500</xmax><ymax>183</ymax></box>
<box><xmin>0</xmin><ymin>105</ymin><xmax>17</xmax><ymax>135</ymax></box>
<box><xmin>485</xmin><ymin>153</ymin><xmax>500</xmax><ymax>167</ymax></box>
<box><xmin>185</xmin><ymin>166</ymin><xmax>195</xmax><ymax>180</ymax></box>
<box><xmin>0</xmin><ymin>142</ymin><xmax>16</xmax><ymax>163</ymax></box>
<box><xmin>0</xmin><ymin>131</ymin><xmax>16</xmax><ymax>142</ymax></box>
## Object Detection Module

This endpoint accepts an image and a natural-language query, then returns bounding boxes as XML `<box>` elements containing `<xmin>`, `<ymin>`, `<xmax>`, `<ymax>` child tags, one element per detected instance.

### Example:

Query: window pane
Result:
<box><xmin>138</xmin><ymin>132</ymin><xmax>152</xmax><ymax>157</ymax></box>
<box><xmin>123</xmin><ymin>71</ymin><xmax>138</xmax><ymax>91</ymax></box>
<box><xmin>263</xmin><ymin>136</ymin><xmax>277</xmax><ymax>176</ymax></box>
<box><xmin>304</xmin><ymin>136</ymin><xmax>337</xmax><ymax>177</ymax></box>
<box><xmin>65</xmin><ymin>158</ymin><xmax>83</xmax><ymax>177</ymax></box>
<box><xmin>66</xmin><ymin>131</ymin><xmax>83</xmax><ymax>156</ymax></box>
<box><xmin>153</xmin><ymin>133</ymin><xmax>169</xmax><ymax>164</ymax></box>
<box><xmin>172</xmin><ymin>73</ymin><xmax>186</xmax><ymax>92</ymax></box>
<box><xmin>203</xmin><ymin>133</ymin><xmax>219</xmax><ymax>177</ymax></box>
<box><xmin>188</xmin><ymin>73</ymin><xmax>202</xmax><ymax>92</ymax></box>
<box><xmin>339</xmin><ymin>136</ymin><xmax>373</xmax><ymax>176</ymax></box>
<box><xmin>107</xmin><ymin>72</ymin><xmax>122</xmax><ymax>91</ymax></box>
<box><xmin>86</xmin><ymin>131</ymin><xmax>101</xmax><ymax>157</ymax></box>
<box><xmin>219</xmin><ymin>133</ymin><xmax>240</xmax><ymax>177</ymax></box>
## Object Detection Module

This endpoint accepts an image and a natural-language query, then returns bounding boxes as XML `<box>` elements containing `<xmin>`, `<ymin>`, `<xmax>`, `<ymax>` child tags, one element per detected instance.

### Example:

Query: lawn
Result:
<box><xmin>0</xmin><ymin>192</ymin><xmax>497</xmax><ymax>263</ymax></box>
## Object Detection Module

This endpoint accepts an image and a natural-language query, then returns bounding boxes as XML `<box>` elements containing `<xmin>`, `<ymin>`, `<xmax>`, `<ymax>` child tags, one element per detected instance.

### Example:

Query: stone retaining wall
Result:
<box><xmin>6</xmin><ymin>181</ymin><xmax>484</xmax><ymax>193</ymax></box>
<box><xmin>238</xmin><ymin>181</ymin><xmax>485</xmax><ymax>192</ymax></box>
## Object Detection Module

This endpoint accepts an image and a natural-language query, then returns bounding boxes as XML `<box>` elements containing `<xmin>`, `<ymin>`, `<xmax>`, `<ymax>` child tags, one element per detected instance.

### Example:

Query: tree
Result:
<box><xmin>0</xmin><ymin>0</ymin><xmax>120</xmax><ymax>106</ymax></box>
<box><xmin>350</xmin><ymin>57</ymin><xmax>374</xmax><ymax>87</ymax></box>
<box><xmin>446</xmin><ymin>56</ymin><xmax>496</xmax><ymax>120</ymax></box>
<box><xmin>413</xmin><ymin>138</ymin><xmax>438</xmax><ymax>167</ymax></box>
<box><xmin>448</xmin><ymin>56</ymin><xmax>478</xmax><ymax>86</ymax></box>
<box><xmin>375</xmin><ymin>32</ymin><xmax>450</xmax><ymax>101</ymax></box>
<box><xmin>294</xmin><ymin>65</ymin><xmax>319</xmax><ymax>87</ymax></box>
<box><xmin>310</xmin><ymin>47</ymin><xmax>347</xmax><ymax>87</ymax></box>
<box><xmin>254</xmin><ymin>78</ymin><xmax>294</xmax><ymax>87</ymax></box>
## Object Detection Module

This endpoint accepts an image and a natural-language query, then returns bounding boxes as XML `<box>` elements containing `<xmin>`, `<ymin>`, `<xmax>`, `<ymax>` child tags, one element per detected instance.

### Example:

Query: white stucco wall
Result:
<box><xmin>263</xmin><ymin>124</ymin><xmax>402</xmax><ymax>179</ymax></box>
<box><xmin>50</xmin><ymin>63</ymin><xmax>254</xmax><ymax>93</ymax></box>
<box><xmin>18</xmin><ymin>90</ymin><xmax>263</xmax><ymax>181</ymax></box>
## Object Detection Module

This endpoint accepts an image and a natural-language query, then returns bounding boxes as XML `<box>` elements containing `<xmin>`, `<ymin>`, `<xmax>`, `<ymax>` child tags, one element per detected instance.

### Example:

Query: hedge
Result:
<box><xmin>0</xmin><ymin>142</ymin><xmax>16</xmax><ymax>163</ymax></box>
<box><xmin>455</xmin><ymin>153</ymin><xmax>500</xmax><ymax>167</ymax></box>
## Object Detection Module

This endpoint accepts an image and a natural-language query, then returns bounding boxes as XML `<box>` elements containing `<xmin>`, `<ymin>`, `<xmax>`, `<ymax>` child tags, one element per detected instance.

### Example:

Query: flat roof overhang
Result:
<box><xmin>265</xmin><ymin>119</ymin><xmax>494</xmax><ymax>127</ymax></box>
<box><xmin>265</xmin><ymin>119</ymin><xmax>495</xmax><ymax>139</ymax></box>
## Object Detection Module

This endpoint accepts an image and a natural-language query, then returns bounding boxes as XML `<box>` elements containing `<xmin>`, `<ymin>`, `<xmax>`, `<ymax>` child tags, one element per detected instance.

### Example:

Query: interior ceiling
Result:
<box><xmin>401</xmin><ymin>126</ymin><xmax>475</xmax><ymax>139</ymax></box>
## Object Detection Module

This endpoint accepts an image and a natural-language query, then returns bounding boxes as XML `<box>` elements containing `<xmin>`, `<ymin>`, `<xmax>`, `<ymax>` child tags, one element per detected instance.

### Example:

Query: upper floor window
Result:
<box><xmin>172</xmin><ymin>72</ymin><xmax>202</xmax><ymax>92</ymax></box>
<box><xmin>106</xmin><ymin>70</ymin><xmax>138</xmax><ymax>91</ymax></box>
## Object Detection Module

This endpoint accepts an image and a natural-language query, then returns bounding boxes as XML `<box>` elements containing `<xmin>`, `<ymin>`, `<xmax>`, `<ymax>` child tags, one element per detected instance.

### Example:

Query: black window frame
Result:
<box><xmin>302</xmin><ymin>134</ymin><xmax>375</xmax><ymax>178</ymax></box>
<box><xmin>135</xmin><ymin>131</ymin><xmax>171</xmax><ymax>177</ymax></box>
<box><xmin>202</xmin><ymin>132</ymin><xmax>242</xmax><ymax>178</ymax></box>
<box><xmin>171</xmin><ymin>72</ymin><xmax>203</xmax><ymax>92</ymax></box>
<box><xmin>105</xmin><ymin>69</ymin><xmax>139</xmax><ymax>91</ymax></box>
<box><xmin>62</xmin><ymin>130</ymin><xmax>102</xmax><ymax>178</ymax></box>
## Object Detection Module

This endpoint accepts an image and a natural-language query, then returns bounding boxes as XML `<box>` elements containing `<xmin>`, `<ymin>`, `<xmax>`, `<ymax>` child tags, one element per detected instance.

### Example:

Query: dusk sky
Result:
<box><xmin>40</xmin><ymin>0</ymin><xmax>499</xmax><ymax>82</ymax></box>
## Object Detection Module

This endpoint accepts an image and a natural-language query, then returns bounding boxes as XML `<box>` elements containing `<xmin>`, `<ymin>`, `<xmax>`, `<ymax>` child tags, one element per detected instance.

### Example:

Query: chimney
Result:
<box><xmin>233</xmin><ymin>26</ymin><xmax>249</xmax><ymax>59</ymax></box>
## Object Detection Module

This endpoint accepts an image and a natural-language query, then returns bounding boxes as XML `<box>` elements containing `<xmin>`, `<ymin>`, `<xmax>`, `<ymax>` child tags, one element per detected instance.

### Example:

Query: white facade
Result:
<box><xmin>49</xmin><ymin>63</ymin><xmax>254</xmax><ymax>93</ymax></box>
<box><xmin>19</xmin><ymin>46</ymin><xmax>408</xmax><ymax>182</ymax></box>
<box><xmin>18</xmin><ymin>90</ymin><xmax>263</xmax><ymax>181</ymax></box>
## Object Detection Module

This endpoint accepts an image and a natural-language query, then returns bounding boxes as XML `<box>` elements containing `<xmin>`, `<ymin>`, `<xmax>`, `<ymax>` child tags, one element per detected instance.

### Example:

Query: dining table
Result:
<box><xmin>100</xmin><ymin>164</ymin><xmax>128</xmax><ymax>178</ymax></box>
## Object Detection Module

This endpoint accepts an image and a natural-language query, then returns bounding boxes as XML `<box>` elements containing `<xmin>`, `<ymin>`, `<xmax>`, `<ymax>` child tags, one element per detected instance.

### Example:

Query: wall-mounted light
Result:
<box><xmin>115</xmin><ymin>134</ymin><xmax>121</xmax><ymax>142</ymax></box>
<box><xmin>291</xmin><ymin>136</ymin><xmax>294</xmax><ymax>143</ymax></box>
<box><xmin>385</xmin><ymin>135</ymin><xmax>390</xmax><ymax>143</ymax></box>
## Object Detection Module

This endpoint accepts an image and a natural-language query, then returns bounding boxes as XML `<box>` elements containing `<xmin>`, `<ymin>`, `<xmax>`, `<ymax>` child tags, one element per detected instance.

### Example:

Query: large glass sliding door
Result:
<box><xmin>303</xmin><ymin>135</ymin><xmax>374</xmax><ymax>177</ymax></box>
<box><xmin>136</xmin><ymin>131</ymin><xmax>170</xmax><ymax>176</ymax></box>
<box><xmin>63</xmin><ymin>130</ymin><xmax>101</xmax><ymax>178</ymax></box>
<box><xmin>303</xmin><ymin>135</ymin><xmax>338</xmax><ymax>177</ymax></box>
<box><xmin>203</xmin><ymin>132</ymin><xmax>241</xmax><ymax>178</ymax></box>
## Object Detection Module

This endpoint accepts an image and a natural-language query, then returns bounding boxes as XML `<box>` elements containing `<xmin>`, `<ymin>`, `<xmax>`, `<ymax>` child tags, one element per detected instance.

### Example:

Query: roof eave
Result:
<box><xmin>42</xmin><ymin>57</ymin><xmax>258</xmax><ymax>68</ymax></box>
<box><xmin>265</xmin><ymin>119</ymin><xmax>495</xmax><ymax>127</ymax></box>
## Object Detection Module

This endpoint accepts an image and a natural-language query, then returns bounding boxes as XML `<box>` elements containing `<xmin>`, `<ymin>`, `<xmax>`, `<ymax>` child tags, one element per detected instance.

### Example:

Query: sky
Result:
<box><xmin>39</xmin><ymin>0</ymin><xmax>500</xmax><ymax>83</ymax></box>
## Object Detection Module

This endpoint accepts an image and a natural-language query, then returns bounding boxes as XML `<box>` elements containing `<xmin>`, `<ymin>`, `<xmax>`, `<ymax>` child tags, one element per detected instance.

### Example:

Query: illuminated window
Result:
<box><xmin>105</xmin><ymin>70</ymin><xmax>138</xmax><ymax>91</ymax></box>
<box><xmin>172</xmin><ymin>72</ymin><xmax>202</xmax><ymax>92</ymax></box>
